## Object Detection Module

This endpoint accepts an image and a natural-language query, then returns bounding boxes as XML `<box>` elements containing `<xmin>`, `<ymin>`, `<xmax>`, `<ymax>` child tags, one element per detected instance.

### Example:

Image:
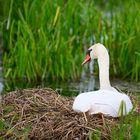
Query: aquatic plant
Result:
<box><xmin>2</xmin><ymin>0</ymin><xmax>140</xmax><ymax>81</ymax></box>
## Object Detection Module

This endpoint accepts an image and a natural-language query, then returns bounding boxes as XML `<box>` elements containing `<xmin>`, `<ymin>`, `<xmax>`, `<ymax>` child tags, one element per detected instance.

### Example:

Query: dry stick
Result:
<box><xmin>19</xmin><ymin>103</ymin><xmax>26</xmax><ymax>121</ymax></box>
<box><xmin>83</xmin><ymin>112</ymin><xmax>88</xmax><ymax>124</ymax></box>
<box><xmin>34</xmin><ymin>93</ymin><xmax>49</xmax><ymax>103</ymax></box>
<box><xmin>4</xmin><ymin>120</ymin><xmax>26</xmax><ymax>137</ymax></box>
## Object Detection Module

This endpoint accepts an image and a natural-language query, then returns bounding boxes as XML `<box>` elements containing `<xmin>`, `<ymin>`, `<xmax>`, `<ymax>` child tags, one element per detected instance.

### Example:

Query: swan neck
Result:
<box><xmin>98</xmin><ymin>51</ymin><xmax>111</xmax><ymax>89</ymax></box>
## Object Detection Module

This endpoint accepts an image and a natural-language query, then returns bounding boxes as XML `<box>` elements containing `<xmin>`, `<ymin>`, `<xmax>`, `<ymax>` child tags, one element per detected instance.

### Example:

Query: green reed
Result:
<box><xmin>89</xmin><ymin>95</ymin><xmax>140</xmax><ymax>140</ymax></box>
<box><xmin>2</xmin><ymin>0</ymin><xmax>140</xmax><ymax>81</ymax></box>
<box><xmin>2</xmin><ymin>0</ymin><xmax>99</xmax><ymax>81</ymax></box>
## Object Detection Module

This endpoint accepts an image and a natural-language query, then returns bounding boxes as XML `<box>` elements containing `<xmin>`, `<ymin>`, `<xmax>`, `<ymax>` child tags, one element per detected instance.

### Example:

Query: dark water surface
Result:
<box><xmin>0</xmin><ymin>49</ymin><xmax>140</xmax><ymax>95</ymax></box>
<box><xmin>1</xmin><ymin>75</ymin><xmax>140</xmax><ymax>96</ymax></box>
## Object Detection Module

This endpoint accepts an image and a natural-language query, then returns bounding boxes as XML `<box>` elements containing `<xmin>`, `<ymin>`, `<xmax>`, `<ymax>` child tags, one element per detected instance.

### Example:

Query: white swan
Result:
<box><xmin>73</xmin><ymin>43</ymin><xmax>133</xmax><ymax>117</ymax></box>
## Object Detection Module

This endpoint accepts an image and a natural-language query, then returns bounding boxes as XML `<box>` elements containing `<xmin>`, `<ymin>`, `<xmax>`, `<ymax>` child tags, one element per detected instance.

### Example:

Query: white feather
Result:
<box><xmin>72</xmin><ymin>43</ymin><xmax>133</xmax><ymax>117</ymax></box>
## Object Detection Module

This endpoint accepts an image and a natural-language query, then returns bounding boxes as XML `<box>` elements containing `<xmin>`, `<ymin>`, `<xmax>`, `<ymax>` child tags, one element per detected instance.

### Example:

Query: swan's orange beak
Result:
<box><xmin>82</xmin><ymin>54</ymin><xmax>91</xmax><ymax>65</ymax></box>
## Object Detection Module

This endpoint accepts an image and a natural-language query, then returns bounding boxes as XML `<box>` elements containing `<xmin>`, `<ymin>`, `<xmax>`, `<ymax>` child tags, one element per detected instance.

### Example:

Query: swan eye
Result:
<box><xmin>86</xmin><ymin>49</ymin><xmax>92</xmax><ymax>56</ymax></box>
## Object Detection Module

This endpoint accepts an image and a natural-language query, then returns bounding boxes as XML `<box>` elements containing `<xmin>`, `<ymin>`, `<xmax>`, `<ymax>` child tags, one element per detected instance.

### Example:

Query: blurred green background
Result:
<box><xmin>1</xmin><ymin>0</ymin><xmax>140</xmax><ymax>82</ymax></box>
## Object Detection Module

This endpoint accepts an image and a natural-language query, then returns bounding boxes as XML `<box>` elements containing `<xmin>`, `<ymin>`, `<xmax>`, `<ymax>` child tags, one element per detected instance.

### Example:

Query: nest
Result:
<box><xmin>0</xmin><ymin>88</ymin><xmax>138</xmax><ymax>140</ymax></box>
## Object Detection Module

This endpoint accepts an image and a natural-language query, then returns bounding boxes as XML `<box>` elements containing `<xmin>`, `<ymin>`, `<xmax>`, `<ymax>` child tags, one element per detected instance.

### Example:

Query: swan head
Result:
<box><xmin>82</xmin><ymin>43</ymin><xmax>104</xmax><ymax>65</ymax></box>
<box><xmin>82</xmin><ymin>43</ymin><xmax>108</xmax><ymax>65</ymax></box>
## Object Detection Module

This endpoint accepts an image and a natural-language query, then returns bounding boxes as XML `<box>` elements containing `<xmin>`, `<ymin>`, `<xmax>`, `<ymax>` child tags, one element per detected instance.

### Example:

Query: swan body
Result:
<box><xmin>73</xmin><ymin>43</ymin><xmax>133</xmax><ymax>117</ymax></box>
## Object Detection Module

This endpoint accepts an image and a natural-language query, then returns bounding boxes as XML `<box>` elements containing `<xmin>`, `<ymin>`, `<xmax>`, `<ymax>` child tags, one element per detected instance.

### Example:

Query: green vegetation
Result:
<box><xmin>88</xmin><ymin>116</ymin><xmax>140</xmax><ymax>140</ymax></box>
<box><xmin>1</xmin><ymin>0</ymin><xmax>140</xmax><ymax>81</ymax></box>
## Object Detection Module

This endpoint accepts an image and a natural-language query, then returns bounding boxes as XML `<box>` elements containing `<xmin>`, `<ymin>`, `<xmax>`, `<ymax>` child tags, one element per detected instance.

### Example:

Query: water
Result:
<box><xmin>1</xmin><ymin>62</ymin><xmax>140</xmax><ymax>96</ymax></box>
<box><xmin>2</xmin><ymin>73</ymin><xmax>140</xmax><ymax>98</ymax></box>
<box><xmin>1</xmin><ymin>61</ymin><xmax>140</xmax><ymax>96</ymax></box>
